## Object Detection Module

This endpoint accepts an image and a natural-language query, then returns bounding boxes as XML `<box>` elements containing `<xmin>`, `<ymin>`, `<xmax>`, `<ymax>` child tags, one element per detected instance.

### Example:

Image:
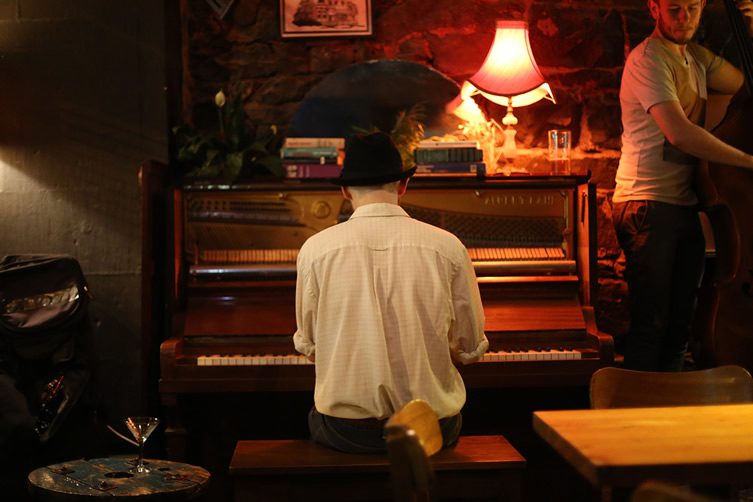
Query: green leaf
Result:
<box><xmin>224</xmin><ymin>152</ymin><xmax>244</xmax><ymax>182</ymax></box>
<box><xmin>254</xmin><ymin>154</ymin><xmax>283</xmax><ymax>177</ymax></box>
<box><xmin>172</xmin><ymin>89</ymin><xmax>283</xmax><ymax>183</ymax></box>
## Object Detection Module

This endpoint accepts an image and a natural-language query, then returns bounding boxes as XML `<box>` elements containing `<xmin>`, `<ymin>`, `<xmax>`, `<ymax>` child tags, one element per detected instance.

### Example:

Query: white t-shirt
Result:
<box><xmin>293</xmin><ymin>202</ymin><xmax>488</xmax><ymax>420</ymax></box>
<box><xmin>614</xmin><ymin>35</ymin><xmax>722</xmax><ymax>205</ymax></box>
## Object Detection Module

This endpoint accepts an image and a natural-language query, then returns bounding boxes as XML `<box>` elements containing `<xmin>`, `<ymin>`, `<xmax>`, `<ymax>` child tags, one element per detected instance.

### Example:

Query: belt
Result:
<box><xmin>333</xmin><ymin>417</ymin><xmax>388</xmax><ymax>429</ymax></box>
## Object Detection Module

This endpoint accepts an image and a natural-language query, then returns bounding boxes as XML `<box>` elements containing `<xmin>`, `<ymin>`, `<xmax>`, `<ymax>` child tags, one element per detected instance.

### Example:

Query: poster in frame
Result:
<box><xmin>280</xmin><ymin>0</ymin><xmax>372</xmax><ymax>38</ymax></box>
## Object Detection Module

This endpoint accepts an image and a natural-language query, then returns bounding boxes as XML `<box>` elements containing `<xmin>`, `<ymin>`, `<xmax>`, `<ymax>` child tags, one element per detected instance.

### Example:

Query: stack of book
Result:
<box><xmin>281</xmin><ymin>137</ymin><xmax>344</xmax><ymax>179</ymax></box>
<box><xmin>413</xmin><ymin>140</ymin><xmax>486</xmax><ymax>177</ymax></box>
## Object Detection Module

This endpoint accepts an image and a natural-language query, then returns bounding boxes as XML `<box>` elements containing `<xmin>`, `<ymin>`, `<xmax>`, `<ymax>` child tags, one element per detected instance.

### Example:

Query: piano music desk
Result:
<box><xmin>229</xmin><ymin>435</ymin><xmax>525</xmax><ymax>501</ymax></box>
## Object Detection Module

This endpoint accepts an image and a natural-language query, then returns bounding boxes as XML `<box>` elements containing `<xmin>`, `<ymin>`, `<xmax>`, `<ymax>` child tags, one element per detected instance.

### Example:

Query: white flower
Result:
<box><xmin>215</xmin><ymin>90</ymin><xmax>226</xmax><ymax>108</ymax></box>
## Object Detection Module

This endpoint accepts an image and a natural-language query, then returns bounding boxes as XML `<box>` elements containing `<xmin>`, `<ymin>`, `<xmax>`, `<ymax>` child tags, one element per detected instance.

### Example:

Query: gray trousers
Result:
<box><xmin>308</xmin><ymin>406</ymin><xmax>462</xmax><ymax>454</ymax></box>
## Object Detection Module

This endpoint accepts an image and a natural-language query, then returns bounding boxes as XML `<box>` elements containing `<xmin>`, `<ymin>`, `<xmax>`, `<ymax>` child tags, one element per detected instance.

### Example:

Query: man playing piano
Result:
<box><xmin>293</xmin><ymin>132</ymin><xmax>489</xmax><ymax>453</ymax></box>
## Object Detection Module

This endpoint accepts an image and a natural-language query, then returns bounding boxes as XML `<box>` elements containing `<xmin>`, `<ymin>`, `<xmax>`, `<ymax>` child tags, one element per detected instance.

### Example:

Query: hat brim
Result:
<box><xmin>332</xmin><ymin>166</ymin><xmax>416</xmax><ymax>186</ymax></box>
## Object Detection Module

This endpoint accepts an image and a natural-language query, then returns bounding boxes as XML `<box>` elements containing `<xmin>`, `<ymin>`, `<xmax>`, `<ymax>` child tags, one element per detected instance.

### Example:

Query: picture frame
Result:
<box><xmin>280</xmin><ymin>0</ymin><xmax>372</xmax><ymax>38</ymax></box>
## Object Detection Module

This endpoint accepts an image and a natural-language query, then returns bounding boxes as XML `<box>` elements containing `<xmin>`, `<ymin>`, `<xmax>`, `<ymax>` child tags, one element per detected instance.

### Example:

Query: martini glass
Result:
<box><xmin>124</xmin><ymin>416</ymin><xmax>160</xmax><ymax>473</ymax></box>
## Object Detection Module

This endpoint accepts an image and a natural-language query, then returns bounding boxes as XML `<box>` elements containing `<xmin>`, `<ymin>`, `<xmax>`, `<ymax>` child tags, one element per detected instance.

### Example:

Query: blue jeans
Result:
<box><xmin>308</xmin><ymin>407</ymin><xmax>462</xmax><ymax>454</ymax></box>
<box><xmin>612</xmin><ymin>200</ymin><xmax>706</xmax><ymax>371</ymax></box>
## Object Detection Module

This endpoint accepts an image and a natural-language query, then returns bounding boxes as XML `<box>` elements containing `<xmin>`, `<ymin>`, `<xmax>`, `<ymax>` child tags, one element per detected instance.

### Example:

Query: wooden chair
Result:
<box><xmin>590</xmin><ymin>365</ymin><xmax>753</xmax><ymax>409</ymax></box>
<box><xmin>384</xmin><ymin>399</ymin><xmax>443</xmax><ymax>502</ymax></box>
<box><xmin>630</xmin><ymin>480</ymin><xmax>721</xmax><ymax>502</ymax></box>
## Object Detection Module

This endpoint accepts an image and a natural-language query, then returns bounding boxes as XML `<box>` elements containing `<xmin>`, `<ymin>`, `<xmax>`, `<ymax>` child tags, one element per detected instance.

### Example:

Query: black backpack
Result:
<box><xmin>0</xmin><ymin>255</ymin><xmax>92</xmax><ymax>443</ymax></box>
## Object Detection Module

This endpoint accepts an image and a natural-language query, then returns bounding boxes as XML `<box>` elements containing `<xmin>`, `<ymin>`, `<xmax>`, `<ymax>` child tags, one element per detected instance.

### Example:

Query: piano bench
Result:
<box><xmin>229</xmin><ymin>435</ymin><xmax>525</xmax><ymax>501</ymax></box>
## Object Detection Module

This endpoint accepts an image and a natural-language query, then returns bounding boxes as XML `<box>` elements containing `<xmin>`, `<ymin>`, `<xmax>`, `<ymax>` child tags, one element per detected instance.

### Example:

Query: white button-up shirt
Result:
<box><xmin>294</xmin><ymin>202</ymin><xmax>488</xmax><ymax>419</ymax></box>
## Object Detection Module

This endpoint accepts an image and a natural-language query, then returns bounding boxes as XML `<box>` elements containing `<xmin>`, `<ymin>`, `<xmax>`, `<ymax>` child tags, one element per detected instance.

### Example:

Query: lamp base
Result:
<box><xmin>502</xmin><ymin>127</ymin><xmax>517</xmax><ymax>160</ymax></box>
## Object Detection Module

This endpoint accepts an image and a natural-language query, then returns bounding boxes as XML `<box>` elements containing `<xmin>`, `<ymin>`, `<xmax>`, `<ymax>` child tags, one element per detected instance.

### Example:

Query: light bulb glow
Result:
<box><xmin>469</xmin><ymin>21</ymin><xmax>553</xmax><ymax>102</ymax></box>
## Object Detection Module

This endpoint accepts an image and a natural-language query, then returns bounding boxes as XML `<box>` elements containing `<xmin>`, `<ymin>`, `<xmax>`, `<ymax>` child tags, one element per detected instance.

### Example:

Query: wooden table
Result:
<box><xmin>533</xmin><ymin>404</ymin><xmax>753</xmax><ymax>493</ymax></box>
<box><xmin>27</xmin><ymin>456</ymin><xmax>210</xmax><ymax>501</ymax></box>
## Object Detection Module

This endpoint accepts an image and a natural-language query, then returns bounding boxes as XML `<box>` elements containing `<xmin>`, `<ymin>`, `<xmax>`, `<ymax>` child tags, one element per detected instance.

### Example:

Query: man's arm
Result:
<box><xmin>648</xmin><ymin>100</ymin><xmax>753</xmax><ymax>168</ymax></box>
<box><xmin>706</xmin><ymin>58</ymin><xmax>744</xmax><ymax>95</ymax></box>
<box><xmin>448</xmin><ymin>252</ymin><xmax>489</xmax><ymax>365</ymax></box>
<box><xmin>293</xmin><ymin>260</ymin><xmax>317</xmax><ymax>362</ymax></box>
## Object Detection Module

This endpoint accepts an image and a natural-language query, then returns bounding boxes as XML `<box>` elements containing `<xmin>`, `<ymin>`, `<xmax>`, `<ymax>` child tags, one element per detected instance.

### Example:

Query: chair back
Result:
<box><xmin>630</xmin><ymin>480</ymin><xmax>721</xmax><ymax>502</ymax></box>
<box><xmin>384</xmin><ymin>400</ymin><xmax>442</xmax><ymax>502</ymax></box>
<box><xmin>590</xmin><ymin>365</ymin><xmax>753</xmax><ymax>409</ymax></box>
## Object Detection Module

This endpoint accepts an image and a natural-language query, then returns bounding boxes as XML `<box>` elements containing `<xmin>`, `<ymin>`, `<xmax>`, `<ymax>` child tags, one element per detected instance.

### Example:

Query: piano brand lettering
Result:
<box><xmin>482</xmin><ymin>194</ymin><xmax>557</xmax><ymax>207</ymax></box>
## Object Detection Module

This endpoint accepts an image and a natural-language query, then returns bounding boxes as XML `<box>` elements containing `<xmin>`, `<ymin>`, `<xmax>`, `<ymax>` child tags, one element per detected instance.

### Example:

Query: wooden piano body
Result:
<box><xmin>157</xmin><ymin>175</ymin><xmax>613</xmax><ymax>459</ymax></box>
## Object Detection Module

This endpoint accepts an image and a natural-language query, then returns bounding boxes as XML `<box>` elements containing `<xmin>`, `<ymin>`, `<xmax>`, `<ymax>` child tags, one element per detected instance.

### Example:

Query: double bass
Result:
<box><xmin>696</xmin><ymin>0</ymin><xmax>753</xmax><ymax>371</ymax></box>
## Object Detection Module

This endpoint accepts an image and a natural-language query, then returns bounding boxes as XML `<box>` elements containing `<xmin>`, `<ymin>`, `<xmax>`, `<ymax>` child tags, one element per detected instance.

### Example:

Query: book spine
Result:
<box><xmin>283</xmin><ymin>137</ymin><xmax>345</xmax><ymax>148</ymax></box>
<box><xmin>414</xmin><ymin>148</ymin><xmax>483</xmax><ymax>163</ymax></box>
<box><xmin>418</xmin><ymin>141</ymin><xmax>480</xmax><ymax>149</ymax></box>
<box><xmin>414</xmin><ymin>163</ymin><xmax>486</xmax><ymax>176</ymax></box>
<box><xmin>284</xmin><ymin>163</ymin><xmax>341</xmax><ymax>179</ymax></box>
<box><xmin>283</xmin><ymin>156</ymin><xmax>339</xmax><ymax>164</ymax></box>
<box><xmin>281</xmin><ymin>147</ymin><xmax>340</xmax><ymax>158</ymax></box>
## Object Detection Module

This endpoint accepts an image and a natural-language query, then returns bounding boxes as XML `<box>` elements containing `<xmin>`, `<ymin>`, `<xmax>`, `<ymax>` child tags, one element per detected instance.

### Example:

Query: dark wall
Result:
<box><xmin>0</xmin><ymin>0</ymin><xmax>167</xmax><ymax>423</ymax></box>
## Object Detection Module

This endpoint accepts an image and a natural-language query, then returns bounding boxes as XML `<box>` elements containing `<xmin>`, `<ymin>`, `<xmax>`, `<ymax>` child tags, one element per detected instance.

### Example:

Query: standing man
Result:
<box><xmin>293</xmin><ymin>132</ymin><xmax>488</xmax><ymax>453</ymax></box>
<box><xmin>613</xmin><ymin>0</ymin><xmax>753</xmax><ymax>371</ymax></box>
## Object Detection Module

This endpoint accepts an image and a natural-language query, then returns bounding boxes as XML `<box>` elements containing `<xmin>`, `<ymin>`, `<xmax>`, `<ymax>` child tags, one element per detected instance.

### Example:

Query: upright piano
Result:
<box><xmin>157</xmin><ymin>174</ymin><xmax>613</xmax><ymax>458</ymax></box>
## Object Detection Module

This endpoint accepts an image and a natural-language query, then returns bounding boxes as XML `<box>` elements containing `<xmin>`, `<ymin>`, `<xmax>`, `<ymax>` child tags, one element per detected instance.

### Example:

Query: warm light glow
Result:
<box><xmin>469</xmin><ymin>20</ymin><xmax>552</xmax><ymax>101</ymax></box>
<box><xmin>459</xmin><ymin>20</ymin><xmax>555</xmax><ymax>164</ymax></box>
<box><xmin>477</xmin><ymin>82</ymin><xmax>555</xmax><ymax>108</ymax></box>
<box><xmin>445</xmin><ymin>82</ymin><xmax>486</xmax><ymax>123</ymax></box>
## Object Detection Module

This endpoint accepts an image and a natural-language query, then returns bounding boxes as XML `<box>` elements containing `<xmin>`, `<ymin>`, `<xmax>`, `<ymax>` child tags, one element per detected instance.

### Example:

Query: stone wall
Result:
<box><xmin>179</xmin><ymin>0</ymin><xmax>735</xmax><ymax>342</ymax></box>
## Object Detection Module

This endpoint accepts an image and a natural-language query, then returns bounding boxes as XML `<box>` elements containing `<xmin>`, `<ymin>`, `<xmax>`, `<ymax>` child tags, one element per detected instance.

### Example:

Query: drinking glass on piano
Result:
<box><xmin>124</xmin><ymin>416</ymin><xmax>160</xmax><ymax>474</ymax></box>
<box><xmin>548</xmin><ymin>129</ymin><xmax>571</xmax><ymax>175</ymax></box>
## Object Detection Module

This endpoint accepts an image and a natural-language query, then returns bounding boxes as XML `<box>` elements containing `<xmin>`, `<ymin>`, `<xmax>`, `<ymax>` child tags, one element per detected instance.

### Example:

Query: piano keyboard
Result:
<box><xmin>197</xmin><ymin>354</ymin><xmax>313</xmax><ymax>366</ymax></box>
<box><xmin>196</xmin><ymin>349</ymin><xmax>582</xmax><ymax>366</ymax></box>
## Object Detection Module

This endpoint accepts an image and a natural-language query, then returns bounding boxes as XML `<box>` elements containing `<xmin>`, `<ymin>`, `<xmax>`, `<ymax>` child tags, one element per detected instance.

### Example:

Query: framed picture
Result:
<box><xmin>280</xmin><ymin>0</ymin><xmax>372</xmax><ymax>38</ymax></box>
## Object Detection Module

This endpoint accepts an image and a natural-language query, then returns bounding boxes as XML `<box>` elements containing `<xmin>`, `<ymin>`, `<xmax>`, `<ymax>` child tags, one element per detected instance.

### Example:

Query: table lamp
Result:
<box><xmin>467</xmin><ymin>20</ymin><xmax>555</xmax><ymax>161</ymax></box>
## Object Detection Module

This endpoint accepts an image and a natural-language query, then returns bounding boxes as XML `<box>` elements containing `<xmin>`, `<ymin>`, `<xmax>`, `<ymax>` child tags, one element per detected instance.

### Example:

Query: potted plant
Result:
<box><xmin>173</xmin><ymin>89</ymin><xmax>283</xmax><ymax>182</ymax></box>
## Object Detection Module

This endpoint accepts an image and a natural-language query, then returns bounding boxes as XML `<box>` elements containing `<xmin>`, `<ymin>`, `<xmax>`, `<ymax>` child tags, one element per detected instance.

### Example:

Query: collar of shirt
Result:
<box><xmin>349</xmin><ymin>202</ymin><xmax>410</xmax><ymax>219</ymax></box>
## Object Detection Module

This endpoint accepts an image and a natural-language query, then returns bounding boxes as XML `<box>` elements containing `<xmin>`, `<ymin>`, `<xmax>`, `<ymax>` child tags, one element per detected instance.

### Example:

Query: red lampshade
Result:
<box><xmin>469</xmin><ymin>20</ymin><xmax>548</xmax><ymax>100</ymax></box>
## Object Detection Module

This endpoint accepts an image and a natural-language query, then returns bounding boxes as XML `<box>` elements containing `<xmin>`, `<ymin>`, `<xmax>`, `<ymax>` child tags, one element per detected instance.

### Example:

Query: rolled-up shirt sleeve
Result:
<box><xmin>293</xmin><ymin>256</ymin><xmax>317</xmax><ymax>358</ymax></box>
<box><xmin>448</xmin><ymin>251</ymin><xmax>488</xmax><ymax>364</ymax></box>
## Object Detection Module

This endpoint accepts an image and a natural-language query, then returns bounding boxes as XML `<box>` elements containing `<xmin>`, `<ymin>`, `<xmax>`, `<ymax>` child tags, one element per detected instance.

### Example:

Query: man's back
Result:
<box><xmin>294</xmin><ymin>202</ymin><xmax>487</xmax><ymax>420</ymax></box>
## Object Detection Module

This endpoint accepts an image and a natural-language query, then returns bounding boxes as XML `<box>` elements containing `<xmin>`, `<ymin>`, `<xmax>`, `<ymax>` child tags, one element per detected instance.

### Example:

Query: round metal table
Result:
<box><xmin>27</xmin><ymin>456</ymin><xmax>210</xmax><ymax>501</ymax></box>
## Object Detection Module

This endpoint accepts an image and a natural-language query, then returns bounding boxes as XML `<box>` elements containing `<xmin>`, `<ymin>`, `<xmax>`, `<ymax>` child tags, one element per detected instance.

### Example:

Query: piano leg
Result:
<box><xmin>161</xmin><ymin>392</ymin><xmax>188</xmax><ymax>461</ymax></box>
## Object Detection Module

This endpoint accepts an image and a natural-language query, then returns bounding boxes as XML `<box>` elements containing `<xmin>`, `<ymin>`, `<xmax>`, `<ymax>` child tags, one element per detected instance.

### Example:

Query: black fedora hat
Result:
<box><xmin>334</xmin><ymin>132</ymin><xmax>416</xmax><ymax>186</ymax></box>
